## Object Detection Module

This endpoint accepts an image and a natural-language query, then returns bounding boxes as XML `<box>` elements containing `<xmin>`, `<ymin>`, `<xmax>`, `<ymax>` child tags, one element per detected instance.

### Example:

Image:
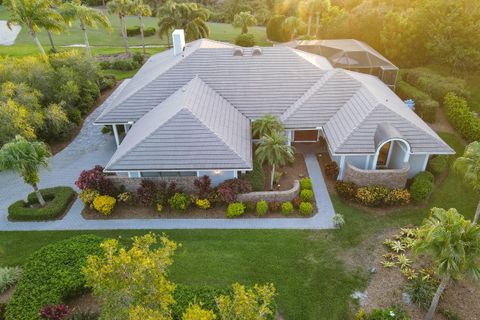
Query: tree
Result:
<box><xmin>108</xmin><ymin>0</ymin><xmax>134</xmax><ymax>55</ymax></box>
<box><xmin>0</xmin><ymin>136</ymin><xmax>51</xmax><ymax>206</ymax></box>
<box><xmin>414</xmin><ymin>208</ymin><xmax>480</xmax><ymax>320</ymax></box>
<box><xmin>266</xmin><ymin>15</ymin><xmax>287</xmax><ymax>42</ymax></box>
<box><xmin>255</xmin><ymin>131</ymin><xmax>294</xmax><ymax>190</ymax></box>
<box><xmin>454</xmin><ymin>141</ymin><xmax>480</xmax><ymax>224</ymax></box>
<box><xmin>252</xmin><ymin>114</ymin><xmax>284</xmax><ymax>138</ymax></box>
<box><xmin>131</xmin><ymin>0</ymin><xmax>152</xmax><ymax>55</ymax></box>
<box><xmin>61</xmin><ymin>0</ymin><xmax>112</xmax><ymax>57</ymax></box>
<box><xmin>4</xmin><ymin>0</ymin><xmax>64</xmax><ymax>57</ymax></box>
<box><xmin>158</xmin><ymin>1</ymin><xmax>210</xmax><ymax>43</ymax></box>
<box><xmin>83</xmin><ymin>233</ymin><xmax>178</xmax><ymax>320</ymax></box>
<box><xmin>282</xmin><ymin>16</ymin><xmax>305</xmax><ymax>40</ymax></box>
<box><xmin>232</xmin><ymin>11</ymin><xmax>257</xmax><ymax>34</ymax></box>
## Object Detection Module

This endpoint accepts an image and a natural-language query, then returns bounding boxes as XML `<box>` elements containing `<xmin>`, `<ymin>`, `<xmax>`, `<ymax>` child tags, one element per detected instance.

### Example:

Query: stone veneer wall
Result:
<box><xmin>343</xmin><ymin>162</ymin><xmax>409</xmax><ymax>189</ymax></box>
<box><xmin>237</xmin><ymin>181</ymin><xmax>300</xmax><ymax>203</ymax></box>
<box><xmin>107</xmin><ymin>176</ymin><xmax>197</xmax><ymax>193</ymax></box>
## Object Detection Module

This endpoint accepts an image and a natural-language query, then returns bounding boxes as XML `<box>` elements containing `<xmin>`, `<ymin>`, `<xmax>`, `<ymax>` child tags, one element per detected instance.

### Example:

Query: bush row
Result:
<box><xmin>98</xmin><ymin>52</ymin><xmax>145</xmax><ymax>71</ymax></box>
<box><xmin>444</xmin><ymin>93</ymin><xmax>480</xmax><ymax>142</ymax></box>
<box><xmin>396</xmin><ymin>81</ymin><xmax>439</xmax><ymax>123</ymax></box>
<box><xmin>8</xmin><ymin>186</ymin><xmax>75</xmax><ymax>221</ymax></box>
<box><xmin>5</xmin><ymin>235</ymin><xmax>103</xmax><ymax>320</ymax></box>
<box><xmin>335</xmin><ymin>182</ymin><xmax>411</xmax><ymax>207</ymax></box>
<box><xmin>126</xmin><ymin>26</ymin><xmax>156</xmax><ymax>37</ymax></box>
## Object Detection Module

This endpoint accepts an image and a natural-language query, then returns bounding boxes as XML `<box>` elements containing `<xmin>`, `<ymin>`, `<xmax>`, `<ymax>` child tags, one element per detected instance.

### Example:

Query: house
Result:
<box><xmin>95</xmin><ymin>31</ymin><xmax>453</xmax><ymax>188</ymax></box>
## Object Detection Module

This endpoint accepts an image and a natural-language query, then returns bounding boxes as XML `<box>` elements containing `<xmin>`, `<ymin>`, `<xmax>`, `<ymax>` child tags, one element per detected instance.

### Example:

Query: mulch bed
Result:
<box><xmin>267</xmin><ymin>153</ymin><xmax>309</xmax><ymax>191</ymax></box>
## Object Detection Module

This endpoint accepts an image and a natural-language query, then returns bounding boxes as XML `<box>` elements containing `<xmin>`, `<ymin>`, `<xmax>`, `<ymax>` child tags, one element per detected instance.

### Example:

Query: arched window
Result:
<box><xmin>374</xmin><ymin>139</ymin><xmax>410</xmax><ymax>170</ymax></box>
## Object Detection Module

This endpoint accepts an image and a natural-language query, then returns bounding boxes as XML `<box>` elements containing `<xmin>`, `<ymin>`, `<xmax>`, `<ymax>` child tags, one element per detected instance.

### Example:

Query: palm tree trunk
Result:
<box><xmin>81</xmin><ymin>22</ymin><xmax>91</xmax><ymax>57</ymax></box>
<box><xmin>32</xmin><ymin>184</ymin><xmax>46</xmax><ymax>207</ymax></box>
<box><xmin>120</xmin><ymin>15</ymin><xmax>130</xmax><ymax>55</ymax></box>
<box><xmin>30</xmin><ymin>31</ymin><xmax>47</xmax><ymax>57</ymax></box>
<box><xmin>270</xmin><ymin>163</ymin><xmax>275</xmax><ymax>190</ymax></box>
<box><xmin>46</xmin><ymin>30</ymin><xmax>56</xmax><ymax>51</ymax></box>
<box><xmin>242</xmin><ymin>25</ymin><xmax>247</xmax><ymax>34</ymax></box>
<box><xmin>139</xmin><ymin>16</ymin><xmax>146</xmax><ymax>55</ymax></box>
<box><xmin>315</xmin><ymin>12</ymin><xmax>320</xmax><ymax>36</ymax></box>
<box><xmin>425</xmin><ymin>276</ymin><xmax>449</xmax><ymax>320</ymax></box>
<box><xmin>307</xmin><ymin>15</ymin><xmax>312</xmax><ymax>36</ymax></box>
<box><xmin>473</xmin><ymin>199</ymin><xmax>480</xmax><ymax>224</ymax></box>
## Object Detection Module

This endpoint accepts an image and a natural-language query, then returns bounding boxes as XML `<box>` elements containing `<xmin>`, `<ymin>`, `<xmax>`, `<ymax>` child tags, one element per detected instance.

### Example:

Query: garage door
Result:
<box><xmin>294</xmin><ymin>130</ymin><xmax>318</xmax><ymax>142</ymax></box>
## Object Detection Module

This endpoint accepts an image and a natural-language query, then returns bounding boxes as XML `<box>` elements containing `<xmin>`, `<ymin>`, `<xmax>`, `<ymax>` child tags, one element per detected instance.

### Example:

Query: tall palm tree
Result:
<box><xmin>454</xmin><ymin>141</ymin><xmax>480</xmax><ymax>224</ymax></box>
<box><xmin>414</xmin><ymin>207</ymin><xmax>480</xmax><ymax>320</ymax></box>
<box><xmin>4</xmin><ymin>0</ymin><xmax>64</xmax><ymax>57</ymax></box>
<box><xmin>158</xmin><ymin>1</ymin><xmax>210</xmax><ymax>43</ymax></box>
<box><xmin>108</xmin><ymin>0</ymin><xmax>134</xmax><ymax>55</ymax></box>
<box><xmin>61</xmin><ymin>0</ymin><xmax>112</xmax><ymax>57</ymax></box>
<box><xmin>232</xmin><ymin>11</ymin><xmax>257</xmax><ymax>34</ymax></box>
<box><xmin>0</xmin><ymin>136</ymin><xmax>51</xmax><ymax>206</ymax></box>
<box><xmin>255</xmin><ymin>131</ymin><xmax>295</xmax><ymax>190</ymax></box>
<box><xmin>131</xmin><ymin>0</ymin><xmax>152</xmax><ymax>54</ymax></box>
<box><xmin>282</xmin><ymin>16</ymin><xmax>305</xmax><ymax>40</ymax></box>
<box><xmin>252</xmin><ymin>114</ymin><xmax>284</xmax><ymax>139</ymax></box>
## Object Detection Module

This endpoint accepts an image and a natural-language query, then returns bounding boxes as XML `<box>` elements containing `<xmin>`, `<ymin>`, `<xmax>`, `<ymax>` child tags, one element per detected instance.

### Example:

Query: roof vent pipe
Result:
<box><xmin>233</xmin><ymin>47</ymin><xmax>244</xmax><ymax>56</ymax></box>
<box><xmin>172</xmin><ymin>29</ymin><xmax>185</xmax><ymax>56</ymax></box>
<box><xmin>252</xmin><ymin>46</ymin><xmax>263</xmax><ymax>56</ymax></box>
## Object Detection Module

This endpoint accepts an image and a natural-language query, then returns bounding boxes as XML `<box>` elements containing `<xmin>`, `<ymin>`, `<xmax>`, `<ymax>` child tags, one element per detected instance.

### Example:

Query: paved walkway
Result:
<box><xmin>0</xmin><ymin>21</ymin><xmax>21</xmax><ymax>46</ymax></box>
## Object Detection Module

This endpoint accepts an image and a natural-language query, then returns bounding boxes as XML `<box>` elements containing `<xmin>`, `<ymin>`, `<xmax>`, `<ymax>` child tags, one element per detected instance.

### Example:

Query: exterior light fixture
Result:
<box><xmin>213</xmin><ymin>170</ymin><xmax>222</xmax><ymax>175</ymax></box>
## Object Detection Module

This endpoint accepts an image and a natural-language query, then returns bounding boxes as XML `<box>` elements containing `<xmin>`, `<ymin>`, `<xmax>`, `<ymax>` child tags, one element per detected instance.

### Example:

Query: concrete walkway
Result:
<box><xmin>0</xmin><ymin>21</ymin><xmax>21</xmax><ymax>46</ymax></box>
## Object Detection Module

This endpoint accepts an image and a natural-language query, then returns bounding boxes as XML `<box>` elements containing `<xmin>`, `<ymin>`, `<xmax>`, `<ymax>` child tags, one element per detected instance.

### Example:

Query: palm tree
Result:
<box><xmin>232</xmin><ymin>11</ymin><xmax>257</xmax><ymax>34</ymax></box>
<box><xmin>282</xmin><ymin>16</ymin><xmax>305</xmax><ymax>40</ymax></box>
<box><xmin>131</xmin><ymin>0</ymin><xmax>152</xmax><ymax>54</ymax></box>
<box><xmin>0</xmin><ymin>136</ymin><xmax>51</xmax><ymax>206</ymax></box>
<box><xmin>252</xmin><ymin>114</ymin><xmax>284</xmax><ymax>139</ymax></box>
<box><xmin>414</xmin><ymin>207</ymin><xmax>480</xmax><ymax>320</ymax></box>
<box><xmin>255</xmin><ymin>131</ymin><xmax>295</xmax><ymax>190</ymax></box>
<box><xmin>108</xmin><ymin>0</ymin><xmax>134</xmax><ymax>55</ymax></box>
<box><xmin>454</xmin><ymin>141</ymin><xmax>480</xmax><ymax>224</ymax></box>
<box><xmin>158</xmin><ymin>1</ymin><xmax>210</xmax><ymax>43</ymax></box>
<box><xmin>61</xmin><ymin>0</ymin><xmax>112</xmax><ymax>57</ymax></box>
<box><xmin>4</xmin><ymin>0</ymin><xmax>63</xmax><ymax>57</ymax></box>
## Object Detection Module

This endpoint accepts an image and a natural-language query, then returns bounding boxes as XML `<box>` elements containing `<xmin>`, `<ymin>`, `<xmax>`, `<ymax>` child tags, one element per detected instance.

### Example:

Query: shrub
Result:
<box><xmin>365</xmin><ymin>306</ymin><xmax>410</xmax><ymax>319</ymax></box>
<box><xmin>194</xmin><ymin>175</ymin><xmax>212</xmax><ymax>199</ymax></box>
<box><xmin>335</xmin><ymin>181</ymin><xmax>358</xmax><ymax>200</ymax></box>
<box><xmin>300</xmin><ymin>189</ymin><xmax>314</xmax><ymax>202</ymax></box>
<box><xmin>256</xmin><ymin>200</ymin><xmax>268</xmax><ymax>216</ymax></box>
<box><xmin>67</xmin><ymin>108</ymin><xmax>82</xmax><ymax>125</ymax></box>
<box><xmin>324</xmin><ymin>161</ymin><xmax>339</xmax><ymax>179</ymax></box>
<box><xmin>143</xmin><ymin>27</ymin><xmax>156</xmax><ymax>37</ymax></box>
<box><xmin>292</xmin><ymin>196</ymin><xmax>301</xmax><ymax>209</ymax></box>
<box><xmin>281</xmin><ymin>201</ymin><xmax>293</xmax><ymax>215</ymax></box>
<box><xmin>196</xmin><ymin>198</ymin><xmax>211</xmax><ymax>210</ymax></box>
<box><xmin>156</xmin><ymin>203</ymin><xmax>163</xmax><ymax>213</ymax></box>
<box><xmin>0</xmin><ymin>266</ymin><xmax>22</xmax><ymax>293</ymax></box>
<box><xmin>355</xmin><ymin>186</ymin><xmax>389</xmax><ymax>207</ymax></box>
<box><xmin>111</xmin><ymin>59</ymin><xmax>138</xmax><ymax>71</ymax></box>
<box><xmin>385</xmin><ymin>189</ymin><xmax>411</xmax><ymax>206</ymax></box>
<box><xmin>172</xmin><ymin>285</ymin><xmax>231</xmax><ymax>320</ymax></box>
<box><xmin>427</xmin><ymin>155</ymin><xmax>449</xmax><ymax>176</ymax></box>
<box><xmin>39</xmin><ymin>304</ymin><xmax>70</xmax><ymax>319</ymax></box>
<box><xmin>332</xmin><ymin>213</ymin><xmax>345</xmax><ymax>228</ymax></box>
<box><xmin>410</xmin><ymin>172</ymin><xmax>434</xmax><ymax>202</ymax></box>
<box><xmin>157</xmin><ymin>181</ymin><xmax>180</xmax><ymax>205</ymax></box>
<box><xmin>299</xmin><ymin>202</ymin><xmax>313</xmax><ymax>216</ymax></box>
<box><xmin>299</xmin><ymin>177</ymin><xmax>312</xmax><ymax>190</ymax></box>
<box><xmin>266</xmin><ymin>15</ymin><xmax>288</xmax><ymax>42</ymax></box>
<box><xmin>244</xmin><ymin>201</ymin><xmax>256</xmax><ymax>213</ymax></box>
<box><xmin>235</xmin><ymin>33</ymin><xmax>256</xmax><ymax>47</ymax></box>
<box><xmin>116</xmin><ymin>191</ymin><xmax>133</xmax><ymax>204</ymax></box>
<box><xmin>168</xmin><ymin>192</ymin><xmax>190</xmax><ymax>211</ymax></box>
<box><xmin>226</xmin><ymin>202</ymin><xmax>245</xmax><ymax>218</ymax></box>
<box><xmin>396</xmin><ymin>80</ymin><xmax>439</xmax><ymax>123</ymax></box>
<box><xmin>444</xmin><ymin>92</ymin><xmax>480</xmax><ymax>142</ymax></box>
<box><xmin>98</xmin><ymin>61</ymin><xmax>111</xmax><ymax>70</ymax></box>
<box><xmin>405</xmin><ymin>276</ymin><xmax>437</xmax><ymax>309</ymax></box>
<box><xmin>98</xmin><ymin>74</ymin><xmax>116</xmax><ymax>91</ymax></box>
<box><xmin>268</xmin><ymin>201</ymin><xmax>281</xmax><ymax>212</ymax></box>
<box><xmin>92</xmin><ymin>195</ymin><xmax>116</xmax><ymax>215</ymax></box>
<box><xmin>126</xmin><ymin>26</ymin><xmax>141</xmax><ymax>36</ymax></box>
<box><xmin>8</xmin><ymin>186</ymin><xmax>75</xmax><ymax>221</ymax></box>
<box><xmin>245</xmin><ymin>159</ymin><xmax>265</xmax><ymax>191</ymax></box>
<box><xmin>216</xmin><ymin>179</ymin><xmax>252</xmax><ymax>203</ymax></box>
<box><xmin>79</xmin><ymin>188</ymin><xmax>100</xmax><ymax>207</ymax></box>
<box><xmin>5</xmin><ymin>235</ymin><xmax>103</xmax><ymax>320</ymax></box>
<box><xmin>414</xmin><ymin>171</ymin><xmax>434</xmax><ymax>183</ymax></box>
<box><xmin>136</xmin><ymin>179</ymin><xmax>158</xmax><ymax>206</ymax></box>
<box><xmin>75</xmin><ymin>165</ymin><xmax>116</xmax><ymax>195</ymax></box>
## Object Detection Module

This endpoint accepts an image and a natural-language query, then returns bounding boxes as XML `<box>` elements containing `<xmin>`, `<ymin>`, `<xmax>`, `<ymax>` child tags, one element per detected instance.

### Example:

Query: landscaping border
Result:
<box><xmin>237</xmin><ymin>180</ymin><xmax>300</xmax><ymax>203</ymax></box>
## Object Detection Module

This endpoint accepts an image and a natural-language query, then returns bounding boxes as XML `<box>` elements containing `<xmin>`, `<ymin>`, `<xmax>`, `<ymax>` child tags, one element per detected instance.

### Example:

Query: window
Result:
<box><xmin>140</xmin><ymin>171</ymin><xmax>196</xmax><ymax>177</ymax></box>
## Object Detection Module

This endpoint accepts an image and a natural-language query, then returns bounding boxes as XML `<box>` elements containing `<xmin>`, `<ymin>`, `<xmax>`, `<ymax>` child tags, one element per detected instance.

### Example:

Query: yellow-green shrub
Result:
<box><xmin>299</xmin><ymin>202</ymin><xmax>313</xmax><ymax>216</ymax></box>
<box><xmin>385</xmin><ymin>189</ymin><xmax>411</xmax><ymax>206</ymax></box>
<box><xmin>117</xmin><ymin>191</ymin><xmax>133</xmax><ymax>204</ymax></box>
<box><xmin>79</xmin><ymin>188</ymin><xmax>100</xmax><ymax>207</ymax></box>
<box><xmin>196</xmin><ymin>199</ymin><xmax>211</xmax><ymax>210</ymax></box>
<box><xmin>93</xmin><ymin>195</ymin><xmax>116</xmax><ymax>215</ymax></box>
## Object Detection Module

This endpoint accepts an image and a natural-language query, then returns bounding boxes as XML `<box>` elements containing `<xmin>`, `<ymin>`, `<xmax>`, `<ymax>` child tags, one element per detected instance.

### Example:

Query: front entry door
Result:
<box><xmin>294</xmin><ymin>130</ymin><xmax>318</xmax><ymax>142</ymax></box>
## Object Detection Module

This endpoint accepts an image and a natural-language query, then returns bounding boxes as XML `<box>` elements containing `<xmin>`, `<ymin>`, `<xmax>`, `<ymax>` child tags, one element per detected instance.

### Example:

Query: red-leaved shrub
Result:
<box><xmin>216</xmin><ymin>178</ymin><xmax>252</xmax><ymax>203</ymax></box>
<box><xmin>75</xmin><ymin>165</ymin><xmax>116</xmax><ymax>195</ymax></box>
<box><xmin>194</xmin><ymin>175</ymin><xmax>212</xmax><ymax>198</ymax></box>
<box><xmin>39</xmin><ymin>304</ymin><xmax>70</xmax><ymax>320</ymax></box>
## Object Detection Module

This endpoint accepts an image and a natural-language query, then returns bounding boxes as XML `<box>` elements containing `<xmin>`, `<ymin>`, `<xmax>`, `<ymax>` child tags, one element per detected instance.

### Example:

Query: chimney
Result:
<box><xmin>172</xmin><ymin>29</ymin><xmax>185</xmax><ymax>56</ymax></box>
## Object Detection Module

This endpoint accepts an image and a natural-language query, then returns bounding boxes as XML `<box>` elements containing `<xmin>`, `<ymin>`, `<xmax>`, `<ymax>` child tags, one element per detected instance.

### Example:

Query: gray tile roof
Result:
<box><xmin>105</xmin><ymin>76</ymin><xmax>252</xmax><ymax>171</ymax></box>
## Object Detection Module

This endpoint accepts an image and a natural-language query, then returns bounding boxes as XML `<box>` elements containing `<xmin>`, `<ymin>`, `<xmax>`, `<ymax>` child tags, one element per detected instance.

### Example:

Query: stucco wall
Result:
<box><xmin>343</xmin><ymin>162</ymin><xmax>409</xmax><ymax>189</ymax></box>
<box><xmin>408</xmin><ymin>154</ymin><xmax>429</xmax><ymax>178</ymax></box>
<box><xmin>237</xmin><ymin>181</ymin><xmax>300</xmax><ymax>203</ymax></box>
<box><xmin>107</xmin><ymin>176</ymin><xmax>197</xmax><ymax>193</ymax></box>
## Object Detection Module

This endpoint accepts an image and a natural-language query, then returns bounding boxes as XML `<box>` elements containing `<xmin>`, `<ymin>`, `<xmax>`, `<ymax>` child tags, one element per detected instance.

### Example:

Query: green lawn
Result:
<box><xmin>0</xmin><ymin>132</ymin><xmax>476</xmax><ymax>319</ymax></box>
<box><xmin>0</xmin><ymin>5</ymin><xmax>268</xmax><ymax>57</ymax></box>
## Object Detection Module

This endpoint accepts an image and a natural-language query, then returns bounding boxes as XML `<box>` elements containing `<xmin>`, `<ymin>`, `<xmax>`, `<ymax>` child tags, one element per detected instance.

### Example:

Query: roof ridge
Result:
<box><xmin>280</xmin><ymin>69</ymin><xmax>338</xmax><ymax>122</ymax></box>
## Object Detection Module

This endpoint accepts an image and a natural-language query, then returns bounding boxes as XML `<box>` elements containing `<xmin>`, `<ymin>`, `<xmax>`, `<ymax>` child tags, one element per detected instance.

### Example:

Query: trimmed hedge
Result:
<box><xmin>127</xmin><ymin>26</ymin><xmax>156</xmax><ymax>37</ymax></box>
<box><xmin>427</xmin><ymin>155</ymin><xmax>449</xmax><ymax>176</ymax></box>
<box><xmin>396</xmin><ymin>80</ymin><xmax>439</xmax><ymax>123</ymax></box>
<box><xmin>5</xmin><ymin>235</ymin><xmax>103</xmax><ymax>320</ymax></box>
<box><xmin>444</xmin><ymin>93</ymin><xmax>480</xmax><ymax>142</ymax></box>
<box><xmin>8</xmin><ymin>186</ymin><xmax>75</xmax><ymax>221</ymax></box>
<box><xmin>266</xmin><ymin>15</ymin><xmax>289</xmax><ymax>42</ymax></box>
<box><xmin>235</xmin><ymin>33</ymin><xmax>256</xmax><ymax>47</ymax></box>
<box><xmin>402</xmin><ymin>68</ymin><xmax>470</xmax><ymax>102</ymax></box>
<box><xmin>410</xmin><ymin>171</ymin><xmax>434</xmax><ymax>203</ymax></box>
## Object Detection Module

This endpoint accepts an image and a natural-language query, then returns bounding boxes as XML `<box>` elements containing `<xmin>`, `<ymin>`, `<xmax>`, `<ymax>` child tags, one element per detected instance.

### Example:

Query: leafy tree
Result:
<box><xmin>0</xmin><ymin>136</ymin><xmax>51</xmax><ymax>206</ymax></box>
<box><xmin>252</xmin><ymin>114</ymin><xmax>284</xmax><ymax>138</ymax></box>
<box><xmin>232</xmin><ymin>11</ymin><xmax>256</xmax><ymax>34</ymax></box>
<box><xmin>282</xmin><ymin>16</ymin><xmax>305</xmax><ymax>40</ymax></box>
<box><xmin>414</xmin><ymin>208</ymin><xmax>480</xmax><ymax>320</ymax></box>
<box><xmin>4</xmin><ymin>0</ymin><xmax>64</xmax><ymax>56</ymax></box>
<box><xmin>454</xmin><ymin>141</ymin><xmax>480</xmax><ymax>224</ymax></box>
<box><xmin>266</xmin><ymin>15</ymin><xmax>287</xmax><ymax>42</ymax></box>
<box><xmin>158</xmin><ymin>0</ymin><xmax>210</xmax><ymax>43</ymax></box>
<box><xmin>108</xmin><ymin>0</ymin><xmax>134</xmax><ymax>55</ymax></box>
<box><xmin>131</xmin><ymin>0</ymin><xmax>152</xmax><ymax>54</ymax></box>
<box><xmin>255</xmin><ymin>131</ymin><xmax>294</xmax><ymax>190</ymax></box>
<box><xmin>61</xmin><ymin>0</ymin><xmax>112</xmax><ymax>57</ymax></box>
<box><xmin>83</xmin><ymin>233</ymin><xmax>178</xmax><ymax>320</ymax></box>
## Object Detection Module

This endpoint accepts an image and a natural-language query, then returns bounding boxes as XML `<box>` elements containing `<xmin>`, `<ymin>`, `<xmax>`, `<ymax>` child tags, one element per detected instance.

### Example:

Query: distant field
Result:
<box><xmin>0</xmin><ymin>5</ymin><xmax>269</xmax><ymax>57</ymax></box>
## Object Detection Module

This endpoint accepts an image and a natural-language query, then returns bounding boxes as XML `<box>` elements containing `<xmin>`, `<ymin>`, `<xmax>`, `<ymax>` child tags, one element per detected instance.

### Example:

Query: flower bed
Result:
<box><xmin>8</xmin><ymin>186</ymin><xmax>76</xmax><ymax>221</ymax></box>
